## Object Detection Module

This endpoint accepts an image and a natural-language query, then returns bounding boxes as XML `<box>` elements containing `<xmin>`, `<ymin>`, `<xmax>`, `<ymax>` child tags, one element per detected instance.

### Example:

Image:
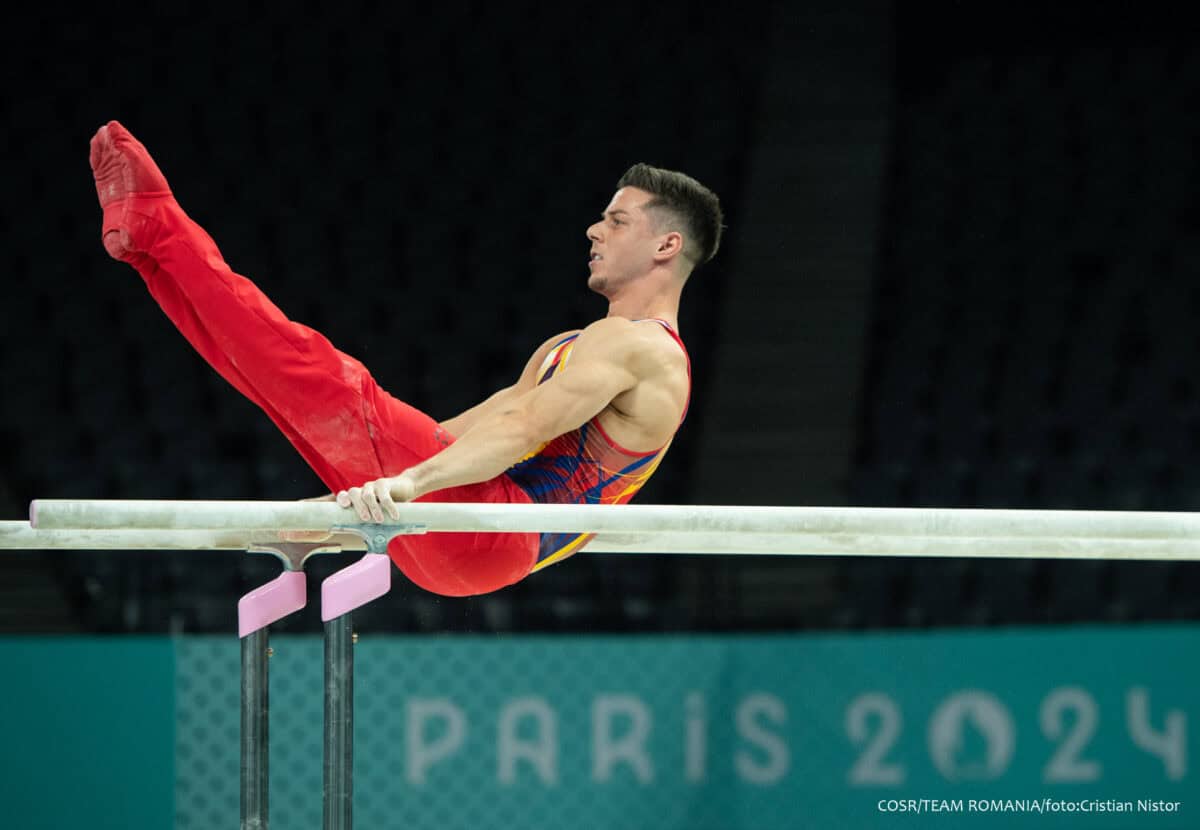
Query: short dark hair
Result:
<box><xmin>616</xmin><ymin>163</ymin><xmax>724</xmax><ymax>269</ymax></box>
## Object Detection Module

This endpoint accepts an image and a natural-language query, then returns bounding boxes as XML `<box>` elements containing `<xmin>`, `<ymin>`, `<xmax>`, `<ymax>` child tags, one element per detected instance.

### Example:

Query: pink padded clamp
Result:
<box><xmin>321</xmin><ymin>554</ymin><xmax>391</xmax><ymax>621</ymax></box>
<box><xmin>238</xmin><ymin>571</ymin><xmax>308</xmax><ymax>638</ymax></box>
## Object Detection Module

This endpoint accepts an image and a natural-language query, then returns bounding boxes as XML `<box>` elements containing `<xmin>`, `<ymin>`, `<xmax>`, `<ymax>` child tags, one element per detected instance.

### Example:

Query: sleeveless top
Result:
<box><xmin>505</xmin><ymin>318</ymin><xmax>691</xmax><ymax>571</ymax></box>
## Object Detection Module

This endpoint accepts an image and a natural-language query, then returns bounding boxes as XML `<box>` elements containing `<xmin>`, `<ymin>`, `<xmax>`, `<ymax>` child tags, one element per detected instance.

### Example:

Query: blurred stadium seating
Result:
<box><xmin>1</xmin><ymin>1</ymin><xmax>1197</xmax><ymax>633</ymax></box>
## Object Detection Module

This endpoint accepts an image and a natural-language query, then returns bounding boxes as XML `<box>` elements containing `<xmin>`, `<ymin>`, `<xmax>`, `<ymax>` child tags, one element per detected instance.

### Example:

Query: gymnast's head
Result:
<box><xmin>586</xmin><ymin>163</ymin><xmax>724</xmax><ymax>297</ymax></box>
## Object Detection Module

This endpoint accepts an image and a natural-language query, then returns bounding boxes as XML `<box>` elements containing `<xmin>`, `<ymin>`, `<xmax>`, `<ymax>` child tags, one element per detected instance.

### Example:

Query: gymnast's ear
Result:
<box><xmin>652</xmin><ymin>230</ymin><xmax>684</xmax><ymax>264</ymax></box>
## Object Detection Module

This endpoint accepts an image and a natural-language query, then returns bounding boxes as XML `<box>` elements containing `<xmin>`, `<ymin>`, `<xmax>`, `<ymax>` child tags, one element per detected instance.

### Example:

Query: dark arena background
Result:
<box><xmin>1</xmin><ymin>2</ymin><xmax>1197</xmax><ymax>828</ymax></box>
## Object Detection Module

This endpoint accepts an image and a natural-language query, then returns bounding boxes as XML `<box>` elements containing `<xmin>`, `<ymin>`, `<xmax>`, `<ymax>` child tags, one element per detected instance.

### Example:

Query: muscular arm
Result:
<box><xmin>338</xmin><ymin>318</ymin><xmax>641</xmax><ymax>519</ymax></box>
<box><xmin>407</xmin><ymin>320</ymin><xmax>637</xmax><ymax>497</ymax></box>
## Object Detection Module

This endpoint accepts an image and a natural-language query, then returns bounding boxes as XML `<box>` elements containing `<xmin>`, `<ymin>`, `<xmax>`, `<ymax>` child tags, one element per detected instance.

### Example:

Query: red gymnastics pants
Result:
<box><xmin>98</xmin><ymin>180</ymin><xmax>538</xmax><ymax>597</ymax></box>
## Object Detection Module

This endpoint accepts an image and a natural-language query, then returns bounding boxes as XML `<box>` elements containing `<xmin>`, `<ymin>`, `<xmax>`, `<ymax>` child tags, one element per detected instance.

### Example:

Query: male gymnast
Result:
<box><xmin>90</xmin><ymin>120</ymin><xmax>723</xmax><ymax>596</ymax></box>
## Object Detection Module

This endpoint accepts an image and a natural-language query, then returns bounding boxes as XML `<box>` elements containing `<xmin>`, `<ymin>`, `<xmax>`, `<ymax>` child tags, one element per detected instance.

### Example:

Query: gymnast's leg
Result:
<box><xmin>89</xmin><ymin>119</ymin><xmax>424</xmax><ymax>492</ymax></box>
<box><xmin>89</xmin><ymin>120</ymin><xmax>536</xmax><ymax>595</ymax></box>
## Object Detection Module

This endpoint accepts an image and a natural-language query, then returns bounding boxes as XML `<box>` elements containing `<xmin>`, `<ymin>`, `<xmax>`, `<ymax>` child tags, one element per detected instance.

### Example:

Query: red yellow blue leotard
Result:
<box><xmin>505</xmin><ymin>318</ymin><xmax>691</xmax><ymax>570</ymax></box>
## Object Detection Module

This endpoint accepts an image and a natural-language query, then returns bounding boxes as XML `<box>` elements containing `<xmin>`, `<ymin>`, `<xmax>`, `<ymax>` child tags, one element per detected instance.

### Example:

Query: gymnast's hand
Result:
<box><xmin>336</xmin><ymin>473</ymin><xmax>419</xmax><ymax>522</ymax></box>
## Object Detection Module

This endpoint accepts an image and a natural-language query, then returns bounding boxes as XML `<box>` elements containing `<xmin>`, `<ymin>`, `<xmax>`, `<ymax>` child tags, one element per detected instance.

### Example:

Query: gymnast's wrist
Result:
<box><xmin>397</xmin><ymin>468</ymin><xmax>429</xmax><ymax>501</ymax></box>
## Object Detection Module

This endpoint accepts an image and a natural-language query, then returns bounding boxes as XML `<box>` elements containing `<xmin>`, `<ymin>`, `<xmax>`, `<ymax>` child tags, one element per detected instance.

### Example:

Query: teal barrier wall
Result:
<box><xmin>2</xmin><ymin>626</ymin><xmax>1196</xmax><ymax>829</ymax></box>
<box><xmin>0</xmin><ymin>637</ymin><xmax>175</xmax><ymax>830</ymax></box>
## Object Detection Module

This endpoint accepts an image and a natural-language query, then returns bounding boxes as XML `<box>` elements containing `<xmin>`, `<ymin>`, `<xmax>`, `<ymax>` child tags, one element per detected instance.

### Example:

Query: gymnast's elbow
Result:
<box><xmin>496</xmin><ymin>405</ymin><xmax>554</xmax><ymax>450</ymax></box>
<box><xmin>510</xmin><ymin>399</ymin><xmax>593</xmax><ymax>450</ymax></box>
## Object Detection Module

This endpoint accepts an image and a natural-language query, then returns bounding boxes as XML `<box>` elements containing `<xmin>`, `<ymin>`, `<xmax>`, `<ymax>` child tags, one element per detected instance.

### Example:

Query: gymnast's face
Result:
<box><xmin>586</xmin><ymin>186</ymin><xmax>659</xmax><ymax>296</ymax></box>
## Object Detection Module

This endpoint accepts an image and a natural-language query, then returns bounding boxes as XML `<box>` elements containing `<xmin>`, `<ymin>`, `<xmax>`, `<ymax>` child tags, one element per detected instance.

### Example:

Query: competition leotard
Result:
<box><xmin>506</xmin><ymin>319</ymin><xmax>691</xmax><ymax>570</ymax></box>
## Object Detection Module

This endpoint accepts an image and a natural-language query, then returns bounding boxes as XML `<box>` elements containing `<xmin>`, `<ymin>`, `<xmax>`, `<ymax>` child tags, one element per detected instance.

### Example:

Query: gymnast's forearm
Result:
<box><xmin>406</xmin><ymin>411</ymin><xmax>541</xmax><ymax>497</ymax></box>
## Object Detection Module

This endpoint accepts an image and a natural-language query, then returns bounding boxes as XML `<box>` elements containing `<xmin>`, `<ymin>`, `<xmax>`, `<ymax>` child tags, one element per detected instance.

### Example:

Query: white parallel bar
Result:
<box><xmin>4</xmin><ymin>521</ymin><xmax>1200</xmax><ymax>560</ymax></box>
<box><xmin>584</xmin><ymin>532</ymin><xmax>1200</xmax><ymax>560</ymax></box>
<box><xmin>26</xmin><ymin>499</ymin><xmax>1200</xmax><ymax>540</ymax></box>
<box><xmin>0</xmin><ymin>522</ymin><xmax>365</xmax><ymax>552</ymax></box>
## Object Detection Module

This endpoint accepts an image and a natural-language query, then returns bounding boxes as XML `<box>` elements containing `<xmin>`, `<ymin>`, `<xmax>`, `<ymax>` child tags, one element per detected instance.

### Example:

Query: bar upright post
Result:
<box><xmin>323</xmin><ymin>613</ymin><xmax>354</xmax><ymax>830</ymax></box>
<box><xmin>237</xmin><ymin>568</ymin><xmax>308</xmax><ymax>830</ymax></box>
<box><xmin>241</xmin><ymin>628</ymin><xmax>270</xmax><ymax>829</ymax></box>
<box><xmin>320</xmin><ymin>551</ymin><xmax>392</xmax><ymax>830</ymax></box>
